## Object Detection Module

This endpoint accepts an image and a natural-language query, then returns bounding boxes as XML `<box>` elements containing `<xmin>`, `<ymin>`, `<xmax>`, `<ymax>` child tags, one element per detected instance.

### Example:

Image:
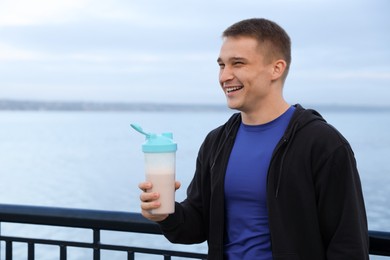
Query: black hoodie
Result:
<box><xmin>159</xmin><ymin>104</ymin><xmax>369</xmax><ymax>260</ymax></box>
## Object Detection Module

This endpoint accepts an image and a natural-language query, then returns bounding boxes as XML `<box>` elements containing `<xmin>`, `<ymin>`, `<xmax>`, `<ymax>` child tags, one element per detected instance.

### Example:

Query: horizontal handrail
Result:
<box><xmin>0</xmin><ymin>203</ymin><xmax>389</xmax><ymax>257</ymax></box>
<box><xmin>369</xmin><ymin>230</ymin><xmax>390</xmax><ymax>256</ymax></box>
<box><xmin>0</xmin><ymin>203</ymin><xmax>161</xmax><ymax>234</ymax></box>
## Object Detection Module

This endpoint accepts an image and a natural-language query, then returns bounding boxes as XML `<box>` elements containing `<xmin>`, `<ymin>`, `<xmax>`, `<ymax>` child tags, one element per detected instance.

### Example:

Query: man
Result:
<box><xmin>139</xmin><ymin>18</ymin><xmax>369</xmax><ymax>259</ymax></box>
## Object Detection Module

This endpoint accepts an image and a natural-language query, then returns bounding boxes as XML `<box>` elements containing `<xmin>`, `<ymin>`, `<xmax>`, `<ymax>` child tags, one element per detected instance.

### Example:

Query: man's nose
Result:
<box><xmin>219</xmin><ymin>66</ymin><xmax>234</xmax><ymax>83</ymax></box>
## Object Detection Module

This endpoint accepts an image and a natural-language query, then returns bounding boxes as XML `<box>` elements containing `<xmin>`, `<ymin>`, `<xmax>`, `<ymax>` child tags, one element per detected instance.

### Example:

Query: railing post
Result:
<box><xmin>93</xmin><ymin>228</ymin><xmax>100</xmax><ymax>260</ymax></box>
<box><xmin>60</xmin><ymin>245</ymin><xmax>67</xmax><ymax>260</ymax></box>
<box><xmin>28</xmin><ymin>243</ymin><xmax>34</xmax><ymax>260</ymax></box>
<box><xmin>5</xmin><ymin>241</ymin><xmax>12</xmax><ymax>260</ymax></box>
<box><xmin>127</xmin><ymin>251</ymin><xmax>135</xmax><ymax>260</ymax></box>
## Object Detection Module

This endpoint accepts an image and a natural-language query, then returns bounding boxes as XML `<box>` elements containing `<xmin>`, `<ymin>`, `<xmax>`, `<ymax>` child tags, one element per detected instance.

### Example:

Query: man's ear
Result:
<box><xmin>271</xmin><ymin>59</ymin><xmax>287</xmax><ymax>81</ymax></box>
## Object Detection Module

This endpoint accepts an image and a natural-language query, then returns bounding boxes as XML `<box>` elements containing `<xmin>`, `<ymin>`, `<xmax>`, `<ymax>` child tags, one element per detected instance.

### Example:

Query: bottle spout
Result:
<box><xmin>130</xmin><ymin>123</ymin><xmax>151</xmax><ymax>138</ymax></box>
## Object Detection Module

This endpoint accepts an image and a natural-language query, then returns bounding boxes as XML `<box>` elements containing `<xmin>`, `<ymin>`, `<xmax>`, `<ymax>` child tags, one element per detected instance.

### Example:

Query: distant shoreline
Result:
<box><xmin>0</xmin><ymin>99</ymin><xmax>389</xmax><ymax>113</ymax></box>
<box><xmin>0</xmin><ymin>99</ymin><xmax>229</xmax><ymax>112</ymax></box>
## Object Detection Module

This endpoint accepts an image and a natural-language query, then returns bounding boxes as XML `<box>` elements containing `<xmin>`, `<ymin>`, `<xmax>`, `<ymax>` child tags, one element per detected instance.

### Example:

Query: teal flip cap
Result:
<box><xmin>131</xmin><ymin>124</ymin><xmax>177</xmax><ymax>153</ymax></box>
<box><xmin>142</xmin><ymin>133</ymin><xmax>177</xmax><ymax>153</ymax></box>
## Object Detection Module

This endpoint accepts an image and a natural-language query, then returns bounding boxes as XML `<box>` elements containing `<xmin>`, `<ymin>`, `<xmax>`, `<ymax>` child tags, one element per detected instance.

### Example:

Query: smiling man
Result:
<box><xmin>217</xmin><ymin>34</ymin><xmax>290</xmax><ymax>125</ymax></box>
<box><xmin>139</xmin><ymin>18</ymin><xmax>369</xmax><ymax>260</ymax></box>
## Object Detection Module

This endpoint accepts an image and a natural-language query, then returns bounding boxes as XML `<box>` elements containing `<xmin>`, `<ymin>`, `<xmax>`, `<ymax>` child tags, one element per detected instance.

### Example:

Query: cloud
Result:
<box><xmin>0</xmin><ymin>0</ymin><xmax>388</xmax><ymax>105</ymax></box>
<box><xmin>0</xmin><ymin>0</ymin><xmax>203</xmax><ymax>29</ymax></box>
<box><xmin>0</xmin><ymin>43</ymin><xmax>40</xmax><ymax>61</ymax></box>
<box><xmin>0</xmin><ymin>39</ymin><xmax>215</xmax><ymax>65</ymax></box>
<box><xmin>331</xmin><ymin>71</ymin><xmax>390</xmax><ymax>80</ymax></box>
<box><xmin>0</xmin><ymin>0</ymin><xmax>91</xmax><ymax>26</ymax></box>
<box><xmin>290</xmin><ymin>67</ymin><xmax>390</xmax><ymax>81</ymax></box>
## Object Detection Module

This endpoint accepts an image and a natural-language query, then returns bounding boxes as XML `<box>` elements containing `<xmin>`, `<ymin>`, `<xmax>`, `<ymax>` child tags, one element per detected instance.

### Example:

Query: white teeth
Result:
<box><xmin>226</xmin><ymin>86</ymin><xmax>243</xmax><ymax>93</ymax></box>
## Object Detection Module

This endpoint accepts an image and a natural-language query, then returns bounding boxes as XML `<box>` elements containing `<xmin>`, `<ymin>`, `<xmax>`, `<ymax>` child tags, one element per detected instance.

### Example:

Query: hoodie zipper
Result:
<box><xmin>272</xmin><ymin>106</ymin><xmax>325</xmax><ymax>198</ymax></box>
<box><xmin>272</xmin><ymin>122</ymin><xmax>299</xmax><ymax>198</ymax></box>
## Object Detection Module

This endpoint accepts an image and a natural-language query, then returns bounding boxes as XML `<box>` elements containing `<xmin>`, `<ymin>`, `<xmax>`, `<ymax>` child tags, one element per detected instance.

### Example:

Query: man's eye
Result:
<box><xmin>233</xmin><ymin>61</ymin><xmax>243</xmax><ymax>66</ymax></box>
<box><xmin>218</xmin><ymin>64</ymin><xmax>225</xmax><ymax>69</ymax></box>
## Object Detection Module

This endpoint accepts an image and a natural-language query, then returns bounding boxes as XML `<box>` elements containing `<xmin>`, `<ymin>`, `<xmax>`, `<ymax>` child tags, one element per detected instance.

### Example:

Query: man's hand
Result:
<box><xmin>138</xmin><ymin>181</ymin><xmax>181</xmax><ymax>222</ymax></box>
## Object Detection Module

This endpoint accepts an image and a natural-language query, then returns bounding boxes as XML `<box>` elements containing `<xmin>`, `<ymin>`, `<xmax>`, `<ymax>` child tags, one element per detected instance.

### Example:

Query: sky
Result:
<box><xmin>0</xmin><ymin>0</ymin><xmax>389</xmax><ymax>106</ymax></box>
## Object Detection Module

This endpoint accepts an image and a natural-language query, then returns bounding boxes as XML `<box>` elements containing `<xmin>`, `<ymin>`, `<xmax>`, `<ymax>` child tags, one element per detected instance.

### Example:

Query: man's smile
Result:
<box><xmin>225</xmin><ymin>86</ymin><xmax>243</xmax><ymax>93</ymax></box>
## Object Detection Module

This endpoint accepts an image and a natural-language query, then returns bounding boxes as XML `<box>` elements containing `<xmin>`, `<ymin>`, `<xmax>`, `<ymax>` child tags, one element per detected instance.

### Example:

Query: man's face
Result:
<box><xmin>217</xmin><ymin>36</ymin><xmax>274</xmax><ymax>112</ymax></box>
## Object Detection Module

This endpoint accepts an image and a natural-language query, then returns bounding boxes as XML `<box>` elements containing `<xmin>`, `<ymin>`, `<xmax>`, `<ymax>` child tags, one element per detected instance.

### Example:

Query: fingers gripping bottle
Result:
<box><xmin>131</xmin><ymin>124</ymin><xmax>177</xmax><ymax>214</ymax></box>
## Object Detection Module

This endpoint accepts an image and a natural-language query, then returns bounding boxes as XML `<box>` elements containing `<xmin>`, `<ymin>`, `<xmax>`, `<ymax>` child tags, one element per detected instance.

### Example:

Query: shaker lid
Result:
<box><xmin>131</xmin><ymin>124</ymin><xmax>177</xmax><ymax>153</ymax></box>
<box><xmin>142</xmin><ymin>132</ymin><xmax>177</xmax><ymax>153</ymax></box>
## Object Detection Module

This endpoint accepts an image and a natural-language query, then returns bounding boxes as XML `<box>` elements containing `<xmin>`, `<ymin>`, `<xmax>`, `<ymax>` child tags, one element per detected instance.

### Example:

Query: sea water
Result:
<box><xmin>0</xmin><ymin>108</ymin><xmax>389</xmax><ymax>259</ymax></box>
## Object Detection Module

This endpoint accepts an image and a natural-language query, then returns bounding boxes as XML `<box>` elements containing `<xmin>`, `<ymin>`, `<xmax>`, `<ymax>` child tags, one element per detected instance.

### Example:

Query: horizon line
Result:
<box><xmin>0</xmin><ymin>98</ymin><xmax>389</xmax><ymax>112</ymax></box>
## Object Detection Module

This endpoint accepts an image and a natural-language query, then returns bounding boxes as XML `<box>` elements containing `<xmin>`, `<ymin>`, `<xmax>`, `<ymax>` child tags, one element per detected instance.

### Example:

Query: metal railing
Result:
<box><xmin>0</xmin><ymin>203</ymin><xmax>389</xmax><ymax>259</ymax></box>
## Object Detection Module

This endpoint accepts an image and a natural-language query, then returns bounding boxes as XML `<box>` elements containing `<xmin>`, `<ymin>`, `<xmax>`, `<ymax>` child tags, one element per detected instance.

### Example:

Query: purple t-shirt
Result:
<box><xmin>224</xmin><ymin>106</ymin><xmax>295</xmax><ymax>259</ymax></box>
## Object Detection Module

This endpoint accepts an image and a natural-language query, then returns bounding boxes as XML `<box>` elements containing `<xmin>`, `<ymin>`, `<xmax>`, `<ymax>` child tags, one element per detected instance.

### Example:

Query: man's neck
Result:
<box><xmin>241</xmin><ymin>100</ymin><xmax>290</xmax><ymax>125</ymax></box>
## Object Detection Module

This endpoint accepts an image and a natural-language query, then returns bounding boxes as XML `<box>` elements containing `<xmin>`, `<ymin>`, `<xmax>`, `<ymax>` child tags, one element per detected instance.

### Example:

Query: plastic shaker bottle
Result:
<box><xmin>131</xmin><ymin>124</ymin><xmax>177</xmax><ymax>214</ymax></box>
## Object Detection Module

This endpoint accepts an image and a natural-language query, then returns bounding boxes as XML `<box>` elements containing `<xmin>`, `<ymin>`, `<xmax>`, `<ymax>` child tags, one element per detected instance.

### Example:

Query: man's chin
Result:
<box><xmin>226</xmin><ymin>101</ymin><xmax>241</xmax><ymax>111</ymax></box>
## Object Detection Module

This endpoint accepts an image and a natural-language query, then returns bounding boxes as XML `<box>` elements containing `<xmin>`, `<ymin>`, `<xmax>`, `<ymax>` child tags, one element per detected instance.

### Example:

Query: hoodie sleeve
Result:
<box><xmin>157</xmin><ymin>138</ymin><xmax>211</xmax><ymax>244</ymax></box>
<box><xmin>157</xmin><ymin>115</ymin><xmax>238</xmax><ymax>246</ymax></box>
<box><xmin>314</xmin><ymin>143</ymin><xmax>369</xmax><ymax>259</ymax></box>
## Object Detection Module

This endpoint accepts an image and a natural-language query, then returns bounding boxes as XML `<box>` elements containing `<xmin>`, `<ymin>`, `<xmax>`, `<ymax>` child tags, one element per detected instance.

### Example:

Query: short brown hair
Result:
<box><xmin>223</xmin><ymin>18</ymin><xmax>291</xmax><ymax>80</ymax></box>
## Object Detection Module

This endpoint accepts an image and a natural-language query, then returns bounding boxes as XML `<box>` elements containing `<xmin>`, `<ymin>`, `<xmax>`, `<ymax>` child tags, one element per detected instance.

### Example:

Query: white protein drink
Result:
<box><xmin>146</xmin><ymin>170</ymin><xmax>175</xmax><ymax>214</ymax></box>
<box><xmin>144</xmin><ymin>152</ymin><xmax>176</xmax><ymax>215</ymax></box>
